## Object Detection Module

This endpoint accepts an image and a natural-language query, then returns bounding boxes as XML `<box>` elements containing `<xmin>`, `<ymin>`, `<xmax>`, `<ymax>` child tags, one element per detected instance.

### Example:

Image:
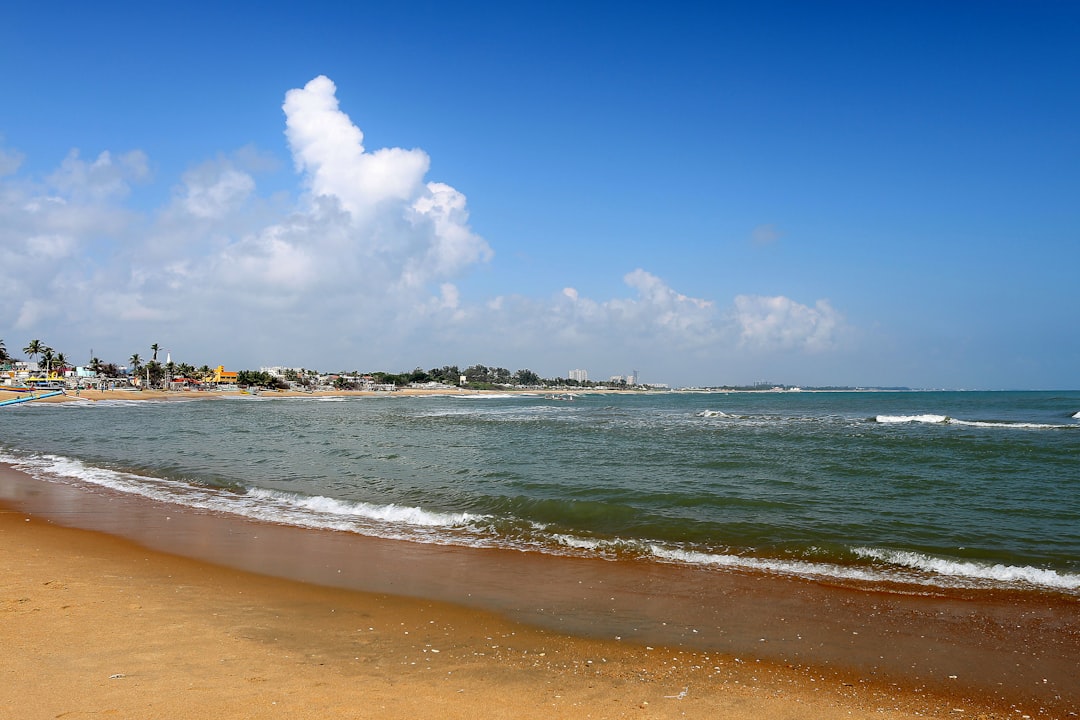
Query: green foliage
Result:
<box><xmin>513</xmin><ymin>368</ymin><xmax>541</xmax><ymax>386</ymax></box>
<box><xmin>236</xmin><ymin>370</ymin><xmax>283</xmax><ymax>389</ymax></box>
<box><xmin>426</xmin><ymin>365</ymin><xmax>461</xmax><ymax>384</ymax></box>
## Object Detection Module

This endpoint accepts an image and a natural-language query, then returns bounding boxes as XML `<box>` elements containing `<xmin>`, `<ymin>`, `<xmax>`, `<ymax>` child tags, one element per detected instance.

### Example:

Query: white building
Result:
<box><xmin>568</xmin><ymin>368</ymin><xmax>588</xmax><ymax>382</ymax></box>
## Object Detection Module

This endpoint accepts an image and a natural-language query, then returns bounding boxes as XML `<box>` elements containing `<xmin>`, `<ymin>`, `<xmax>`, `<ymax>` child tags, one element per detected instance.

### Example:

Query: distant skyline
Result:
<box><xmin>2</xmin><ymin>2</ymin><xmax>1077</xmax><ymax>389</ymax></box>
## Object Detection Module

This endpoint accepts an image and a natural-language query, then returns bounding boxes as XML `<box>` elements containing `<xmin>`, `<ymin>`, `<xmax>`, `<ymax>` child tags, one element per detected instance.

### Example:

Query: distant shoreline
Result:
<box><xmin>6</xmin><ymin>385</ymin><xmax>1066</xmax><ymax>407</ymax></box>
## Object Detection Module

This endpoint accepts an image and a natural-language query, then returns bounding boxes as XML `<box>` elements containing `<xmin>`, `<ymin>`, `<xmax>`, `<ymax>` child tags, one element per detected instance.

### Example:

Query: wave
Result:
<box><xmin>853</xmin><ymin>547</ymin><xmax>1080</xmax><ymax>592</ymax></box>
<box><xmin>244</xmin><ymin>487</ymin><xmax>482</xmax><ymax>527</ymax></box>
<box><xmin>697</xmin><ymin>410</ymin><xmax>735</xmax><ymax>418</ymax></box>
<box><xmin>950</xmin><ymin>419</ymin><xmax>1075</xmax><ymax>429</ymax></box>
<box><xmin>874</xmin><ymin>414</ymin><xmax>1075</xmax><ymax>429</ymax></box>
<box><xmin>1074</xmin><ymin>411</ymin><xmax>1080</xmax><ymax>419</ymax></box>
<box><xmin>4</xmin><ymin>448</ymin><xmax>1077</xmax><ymax>597</ymax></box>
<box><xmin>650</xmin><ymin>545</ymin><xmax>890</xmax><ymax>585</ymax></box>
<box><xmin>650</xmin><ymin>545</ymin><xmax>1080</xmax><ymax>593</ymax></box>
<box><xmin>0</xmin><ymin>450</ymin><xmax>485</xmax><ymax>538</ymax></box>
<box><xmin>875</xmin><ymin>414</ymin><xmax>949</xmax><ymax>424</ymax></box>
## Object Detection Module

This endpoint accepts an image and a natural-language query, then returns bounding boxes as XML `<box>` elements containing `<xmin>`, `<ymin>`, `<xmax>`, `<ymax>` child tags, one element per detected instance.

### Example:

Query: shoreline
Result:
<box><xmin>2</xmin><ymin>464</ymin><xmax>1076</xmax><ymax>718</ymax></box>
<box><xmin>0</xmin><ymin>386</ymin><xmax>512</xmax><ymax>404</ymax></box>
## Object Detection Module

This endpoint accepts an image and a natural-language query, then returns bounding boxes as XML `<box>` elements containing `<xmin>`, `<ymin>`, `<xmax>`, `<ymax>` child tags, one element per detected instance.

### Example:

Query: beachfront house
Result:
<box><xmin>204</xmin><ymin>365</ymin><xmax>239</xmax><ymax>385</ymax></box>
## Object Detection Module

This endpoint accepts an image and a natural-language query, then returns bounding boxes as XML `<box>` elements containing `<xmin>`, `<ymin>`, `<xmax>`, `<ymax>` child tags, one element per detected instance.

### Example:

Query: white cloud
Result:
<box><xmin>181</xmin><ymin>162</ymin><xmax>255</xmax><ymax>219</ymax></box>
<box><xmin>426</xmin><ymin>270</ymin><xmax>722</xmax><ymax>369</ymax></box>
<box><xmin>732</xmin><ymin>295</ymin><xmax>844</xmax><ymax>352</ymax></box>
<box><xmin>283</xmin><ymin>75</ymin><xmax>429</xmax><ymax>220</ymax></box>
<box><xmin>47</xmin><ymin>149</ymin><xmax>149</xmax><ymax>201</ymax></box>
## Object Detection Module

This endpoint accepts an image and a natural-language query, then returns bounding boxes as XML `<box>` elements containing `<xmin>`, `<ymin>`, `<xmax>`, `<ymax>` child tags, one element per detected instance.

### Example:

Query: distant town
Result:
<box><xmin>0</xmin><ymin>338</ymin><xmax>905</xmax><ymax>393</ymax></box>
<box><xmin>0</xmin><ymin>338</ymin><xmax>674</xmax><ymax>393</ymax></box>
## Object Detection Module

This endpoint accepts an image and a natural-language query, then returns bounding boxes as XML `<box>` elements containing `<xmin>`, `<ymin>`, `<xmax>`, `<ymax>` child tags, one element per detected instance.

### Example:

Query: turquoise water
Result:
<box><xmin>2</xmin><ymin>390</ymin><xmax>1078</xmax><ymax>594</ymax></box>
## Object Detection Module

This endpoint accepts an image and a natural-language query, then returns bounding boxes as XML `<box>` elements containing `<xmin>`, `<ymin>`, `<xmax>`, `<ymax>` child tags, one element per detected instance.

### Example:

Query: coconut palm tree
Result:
<box><xmin>129</xmin><ymin>353</ymin><xmax>142</xmax><ymax>374</ymax></box>
<box><xmin>23</xmin><ymin>339</ymin><xmax>44</xmax><ymax>372</ymax></box>
<box><xmin>55</xmin><ymin>352</ymin><xmax>69</xmax><ymax>376</ymax></box>
<box><xmin>0</xmin><ymin>338</ymin><xmax>9</xmax><ymax>366</ymax></box>
<box><xmin>39</xmin><ymin>347</ymin><xmax>55</xmax><ymax>379</ymax></box>
<box><xmin>150</xmin><ymin>343</ymin><xmax>160</xmax><ymax>362</ymax></box>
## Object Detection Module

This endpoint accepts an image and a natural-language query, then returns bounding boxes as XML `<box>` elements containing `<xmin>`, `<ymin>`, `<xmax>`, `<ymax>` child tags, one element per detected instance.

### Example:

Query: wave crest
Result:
<box><xmin>853</xmin><ymin>547</ymin><xmax>1080</xmax><ymax>591</ymax></box>
<box><xmin>875</xmin><ymin>414</ymin><xmax>949</xmax><ymax>424</ymax></box>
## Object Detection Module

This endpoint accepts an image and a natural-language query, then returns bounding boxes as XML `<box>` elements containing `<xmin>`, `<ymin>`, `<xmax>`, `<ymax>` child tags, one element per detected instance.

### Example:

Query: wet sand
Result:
<box><xmin>2</xmin><ymin>464</ymin><xmax>1076</xmax><ymax>719</ymax></box>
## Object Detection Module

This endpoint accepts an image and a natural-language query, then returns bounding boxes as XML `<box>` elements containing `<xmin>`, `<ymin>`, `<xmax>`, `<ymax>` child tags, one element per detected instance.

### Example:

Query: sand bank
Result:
<box><xmin>3</xmin><ymin>465</ymin><xmax>1072</xmax><ymax>719</ymax></box>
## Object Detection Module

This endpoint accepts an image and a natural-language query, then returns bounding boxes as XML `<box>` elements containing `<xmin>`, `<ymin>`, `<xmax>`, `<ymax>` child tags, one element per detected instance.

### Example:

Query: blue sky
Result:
<box><xmin>1</xmin><ymin>1</ymin><xmax>1077</xmax><ymax>388</ymax></box>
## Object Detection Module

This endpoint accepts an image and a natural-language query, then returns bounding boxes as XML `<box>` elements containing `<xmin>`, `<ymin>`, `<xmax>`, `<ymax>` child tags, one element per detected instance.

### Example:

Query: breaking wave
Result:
<box><xmin>852</xmin><ymin>547</ymin><xmax>1080</xmax><ymax>592</ymax></box>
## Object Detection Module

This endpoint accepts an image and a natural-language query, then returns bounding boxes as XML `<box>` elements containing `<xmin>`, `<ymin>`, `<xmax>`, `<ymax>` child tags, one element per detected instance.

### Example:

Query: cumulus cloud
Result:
<box><xmin>284</xmin><ymin>75</ymin><xmax>429</xmax><ymax>218</ymax></box>
<box><xmin>48</xmin><ymin>149</ymin><xmax>149</xmax><ymax>201</ymax></box>
<box><xmin>428</xmin><ymin>270</ymin><xmax>721</xmax><ymax>366</ymax></box>
<box><xmin>181</xmin><ymin>162</ymin><xmax>255</xmax><ymax>219</ymax></box>
<box><xmin>732</xmin><ymin>295</ymin><xmax>844</xmax><ymax>352</ymax></box>
<box><xmin>181</xmin><ymin>73</ymin><xmax>493</xmax><ymax>310</ymax></box>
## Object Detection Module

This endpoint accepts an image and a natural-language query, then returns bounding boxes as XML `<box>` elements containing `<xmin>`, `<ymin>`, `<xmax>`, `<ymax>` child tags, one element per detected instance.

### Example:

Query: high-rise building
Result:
<box><xmin>569</xmin><ymin>368</ymin><xmax>588</xmax><ymax>382</ymax></box>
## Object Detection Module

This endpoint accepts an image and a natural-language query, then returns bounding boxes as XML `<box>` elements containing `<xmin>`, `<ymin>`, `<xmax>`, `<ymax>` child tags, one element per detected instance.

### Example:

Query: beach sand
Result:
<box><xmin>2</xmin><ymin>505</ymin><xmax>1014</xmax><ymax>720</ymax></box>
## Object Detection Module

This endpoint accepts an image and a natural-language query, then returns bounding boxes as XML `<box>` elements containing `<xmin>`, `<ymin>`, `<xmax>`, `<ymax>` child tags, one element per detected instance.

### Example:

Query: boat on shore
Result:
<box><xmin>0</xmin><ymin>390</ymin><xmax>65</xmax><ymax>406</ymax></box>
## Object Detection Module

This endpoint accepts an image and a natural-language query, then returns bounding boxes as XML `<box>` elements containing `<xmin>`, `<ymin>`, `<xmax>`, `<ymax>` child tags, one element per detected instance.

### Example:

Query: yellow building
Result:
<box><xmin>205</xmin><ymin>365</ymin><xmax>239</xmax><ymax>384</ymax></box>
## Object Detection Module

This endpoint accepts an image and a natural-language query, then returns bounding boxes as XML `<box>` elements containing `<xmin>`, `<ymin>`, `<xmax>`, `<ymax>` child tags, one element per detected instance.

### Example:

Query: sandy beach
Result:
<box><xmin>2</xmin><ymin>502</ymin><xmax>1025</xmax><ymax>720</ymax></box>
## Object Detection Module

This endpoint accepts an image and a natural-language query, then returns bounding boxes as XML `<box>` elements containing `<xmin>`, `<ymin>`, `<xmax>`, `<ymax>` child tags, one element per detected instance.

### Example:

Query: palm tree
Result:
<box><xmin>150</xmin><ymin>343</ymin><xmax>160</xmax><ymax>362</ymax></box>
<box><xmin>39</xmin><ymin>347</ymin><xmax>55</xmax><ymax>379</ymax></box>
<box><xmin>129</xmin><ymin>353</ymin><xmax>142</xmax><ymax>374</ymax></box>
<box><xmin>55</xmin><ymin>352</ymin><xmax>69</xmax><ymax>376</ymax></box>
<box><xmin>89</xmin><ymin>357</ymin><xmax>103</xmax><ymax>376</ymax></box>
<box><xmin>23</xmin><ymin>339</ymin><xmax>44</xmax><ymax>372</ymax></box>
<box><xmin>0</xmin><ymin>338</ymin><xmax>9</xmax><ymax>365</ymax></box>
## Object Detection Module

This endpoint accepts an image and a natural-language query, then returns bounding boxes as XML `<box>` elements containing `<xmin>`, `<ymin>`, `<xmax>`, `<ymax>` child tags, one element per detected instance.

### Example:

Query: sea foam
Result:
<box><xmin>875</xmin><ymin>414</ymin><xmax>949</xmax><ymax>424</ymax></box>
<box><xmin>853</xmin><ymin>547</ymin><xmax>1080</xmax><ymax>591</ymax></box>
<box><xmin>244</xmin><ymin>487</ymin><xmax>482</xmax><ymax>527</ymax></box>
<box><xmin>1</xmin><ymin>450</ymin><xmax>485</xmax><ymax>540</ymax></box>
<box><xmin>875</xmin><ymin>414</ymin><xmax>1073</xmax><ymax>430</ymax></box>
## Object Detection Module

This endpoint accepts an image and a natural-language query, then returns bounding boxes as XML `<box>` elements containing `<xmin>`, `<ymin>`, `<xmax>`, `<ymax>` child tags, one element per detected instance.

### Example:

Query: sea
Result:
<box><xmin>2</xmin><ymin>389</ymin><xmax>1078</xmax><ymax>599</ymax></box>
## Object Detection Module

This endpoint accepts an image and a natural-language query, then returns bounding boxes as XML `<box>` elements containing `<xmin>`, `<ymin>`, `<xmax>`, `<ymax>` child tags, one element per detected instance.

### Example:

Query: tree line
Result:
<box><xmin>1</xmin><ymin>338</ymin><xmax>625</xmax><ymax>390</ymax></box>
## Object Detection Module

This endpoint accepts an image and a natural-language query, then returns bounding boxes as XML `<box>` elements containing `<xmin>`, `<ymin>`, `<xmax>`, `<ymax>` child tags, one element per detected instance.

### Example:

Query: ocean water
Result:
<box><xmin>2</xmin><ymin>390</ymin><xmax>1078</xmax><ymax>596</ymax></box>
